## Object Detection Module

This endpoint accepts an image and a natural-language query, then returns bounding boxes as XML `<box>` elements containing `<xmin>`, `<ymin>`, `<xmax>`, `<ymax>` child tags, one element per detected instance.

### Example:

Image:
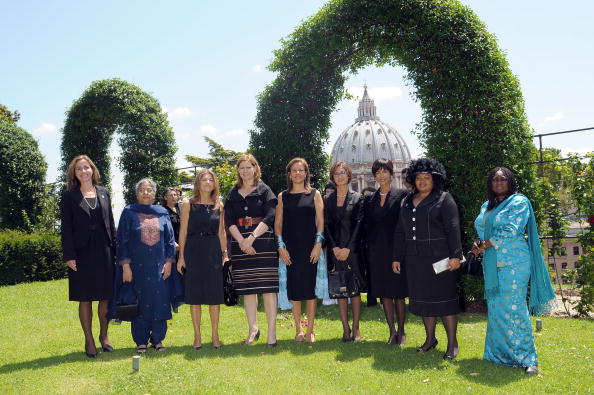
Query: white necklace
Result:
<box><xmin>379</xmin><ymin>191</ymin><xmax>389</xmax><ymax>196</ymax></box>
<box><xmin>337</xmin><ymin>193</ymin><xmax>347</xmax><ymax>198</ymax></box>
<box><xmin>83</xmin><ymin>188</ymin><xmax>97</xmax><ymax>210</ymax></box>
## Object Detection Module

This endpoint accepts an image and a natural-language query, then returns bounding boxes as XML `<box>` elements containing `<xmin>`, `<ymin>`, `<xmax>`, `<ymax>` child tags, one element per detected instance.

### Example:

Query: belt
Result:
<box><xmin>236</xmin><ymin>216</ymin><xmax>264</xmax><ymax>228</ymax></box>
<box><xmin>189</xmin><ymin>232</ymin><xmax>217</xmax><ymax>237</ymax></box>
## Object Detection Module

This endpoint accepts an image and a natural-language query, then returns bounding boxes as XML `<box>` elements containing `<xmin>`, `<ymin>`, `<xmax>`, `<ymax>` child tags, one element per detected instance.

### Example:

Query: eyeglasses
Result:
<box><xmin>334</xmin><ymin>171</ymin><xmax>348</xmax><ymax>176</ymax></box>
<box><xmin>138</xmin><ymin>188</ymin><xmax>155</xmax><ymax>194</ymax></box>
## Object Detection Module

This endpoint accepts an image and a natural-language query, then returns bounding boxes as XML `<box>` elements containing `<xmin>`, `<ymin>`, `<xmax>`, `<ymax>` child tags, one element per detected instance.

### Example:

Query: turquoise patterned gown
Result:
<box><xmin>474</xmin><ymin>195</ymin><xmax>538</xmax><ymax>368</ymax></box>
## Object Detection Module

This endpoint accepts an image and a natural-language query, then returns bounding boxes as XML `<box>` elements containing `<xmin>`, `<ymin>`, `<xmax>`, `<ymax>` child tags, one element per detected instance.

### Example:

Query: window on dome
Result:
<box><xmin>352</xmin><ymin>145</ymin><xmax>356</xmax><ymax>151</ymax></box>
<box><xmin>366</xmin><ymin>129</ymin><xmax>370</xmax><ymax>135</ymax></box>
<box><xmin>367</xmin><ymin>143</ymin><xmax>371</xmax><ymax>149</ymax></box>
<box><xmin>381</xmin><ymin>143</ymin><xmax>386</xmax><ymax>150</ymax></box>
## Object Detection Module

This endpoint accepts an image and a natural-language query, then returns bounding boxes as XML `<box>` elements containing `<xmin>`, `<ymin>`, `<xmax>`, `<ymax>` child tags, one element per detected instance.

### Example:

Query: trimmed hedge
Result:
<box><xmin>0</xmin><ymin>230</ymin><xmax>65</xmax><ymax>285</ymax></box>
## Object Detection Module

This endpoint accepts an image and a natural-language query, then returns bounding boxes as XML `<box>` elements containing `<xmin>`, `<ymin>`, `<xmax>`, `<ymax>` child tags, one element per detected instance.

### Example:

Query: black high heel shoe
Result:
<box><xmin>443</xmin><ymin>346</ymin><xmax>459</xmax><ymax>360</ymax></box>
<box><xmin>342</xmin><ymin>329</ymin><xmax>352</xmax><ymax>343</ymax></box>
<box><xmin>416</xmin><ymin>338</ymin><xmax>438</xmax><ymax>352</ymax></box>
<box><xmin>242</xmin><ymin>329</ymin><xmax>260</xmax><ymax>345</ymax></box>
<box><xmin>85</xmin><ymin>342</ymin><xmax>97</xmax><ymax>358</ymax></box>
<box><xmin>99</xmin><ymin>337</ymin><xmax>114</xmax><ymax>352</ymax></box>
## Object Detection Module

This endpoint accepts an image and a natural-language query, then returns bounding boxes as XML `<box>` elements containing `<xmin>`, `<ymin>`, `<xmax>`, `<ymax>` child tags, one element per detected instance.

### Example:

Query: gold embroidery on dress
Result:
<box><xmin>138</xmin><ymin>213</ymin><xmax>160</xmax><ymax>246</ymax></box>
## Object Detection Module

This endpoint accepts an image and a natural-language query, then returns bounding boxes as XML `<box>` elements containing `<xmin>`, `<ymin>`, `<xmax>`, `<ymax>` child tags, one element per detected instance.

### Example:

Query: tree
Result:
<box><xmin>0</xmin><ymin>104</ymin><xmax>20</xmax><ymax>124</ymax></box>
<box><xmin>0</xmin><ymin>121</ymin><xmax>47</xmax><ymax>230</ymax></box>
<box><xmin>61</xmin><ymin>78</ymin><xmax>178</xmax><ymax>203</ymax></box>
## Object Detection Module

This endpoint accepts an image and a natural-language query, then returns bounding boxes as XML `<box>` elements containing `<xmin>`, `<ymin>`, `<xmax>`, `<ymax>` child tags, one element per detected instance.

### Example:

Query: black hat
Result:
<box><xmin>405</xmin><ymin>158</ymin><xmax>446</xmax><ymax>186</ymax></box>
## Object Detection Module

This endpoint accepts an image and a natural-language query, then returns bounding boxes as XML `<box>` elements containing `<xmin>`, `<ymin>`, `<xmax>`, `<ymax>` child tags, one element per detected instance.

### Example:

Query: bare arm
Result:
<box><xmin>219</xmin><ymin>203</ymin><xmax>229</xmax><ymax>264</ymax></box>
<box><xmin>177</xmin><ymin>200</ymin><xmax>190</xmax><ymax>273</ymax></box>
<box><xmin>310</xmin><ymin>190</ymin><xmax>324</xmax><ymax>263</ymax></box>
<box><xmin>275</xmin><ymin>192</ymin><xmax>291</xmax><ymax>265</ymax></box>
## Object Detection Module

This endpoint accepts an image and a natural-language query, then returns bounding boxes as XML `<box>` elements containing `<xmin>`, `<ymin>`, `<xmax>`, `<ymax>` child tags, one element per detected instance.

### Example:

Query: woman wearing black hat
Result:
<box><xmin>392</xmin><ymin>158</ymin><xmax>463</xmax><ymax>360</ymax></box>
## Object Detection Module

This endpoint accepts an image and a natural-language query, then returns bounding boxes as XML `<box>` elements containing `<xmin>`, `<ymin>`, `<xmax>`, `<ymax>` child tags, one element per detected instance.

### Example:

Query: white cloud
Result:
<box><xmin>347</xmin><ymin>85</ymin><xmax>403</xmax><ymax>105</ymax></box>
<box><xmin>165</xmin><ymin>107</ymin><xmax>193</xmax><ymax>120</ymax></box>
<box><xmin>200</xmin><ymin>124</ymin><xmax>218</xmax><ymax>135</ymax></box>
<box><xmin>543</xmin><ymin>111</ymin><xmax>565</xmax><ymax>123</ymax></box>
<box><xmin>226</xmin><ymin>129</ymin><xmax>246</xmax><ymax>136</ymax></box>
<box><xmin>33</xmin><ymin>122</ymin><xmax>57</xmax><ymax>136</ymax></box>
<box><xmin>252</xmin><ymin>64</ymin><xmax>264</xmax><ymax>73</ymax></box>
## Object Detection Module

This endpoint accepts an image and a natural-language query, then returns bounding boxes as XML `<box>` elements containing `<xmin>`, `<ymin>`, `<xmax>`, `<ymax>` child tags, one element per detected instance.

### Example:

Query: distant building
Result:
<box><xmin>546</xmin><ymin>222</ymin><xmax>589</xmax><ymax>280</ymax></box>
<box><xmin>330</xmin><ymin>85</ymin><xmax>412</xmax><ymax>191</ymax></box>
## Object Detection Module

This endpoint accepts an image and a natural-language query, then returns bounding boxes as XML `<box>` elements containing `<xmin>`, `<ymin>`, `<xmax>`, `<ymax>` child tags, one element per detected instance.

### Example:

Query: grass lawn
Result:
<box><xmin>0</xmin><ymin>279</ymin><xmax>592</xmax><ymax>394</ymax></box>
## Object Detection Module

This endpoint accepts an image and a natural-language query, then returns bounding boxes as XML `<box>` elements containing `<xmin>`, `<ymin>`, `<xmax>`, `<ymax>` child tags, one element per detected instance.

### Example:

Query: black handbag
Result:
<box><xmin>116</xmin><ymin>303</ymin><xmax>139</xmax><ymax>321</ymax></box>
<box><xmin>223</xmin><ymin>263</ymin><xmax>238</xmax><ymax>306</ymax></box>
<box><xmin>328</xmin><ymin>261</ymin><xmax>360</xmax><ymax>299</ymax></box>
<box><xmin>461</xmin><ymin>251</ymin><xmax>484</xmax><ymax>277</ymax></box>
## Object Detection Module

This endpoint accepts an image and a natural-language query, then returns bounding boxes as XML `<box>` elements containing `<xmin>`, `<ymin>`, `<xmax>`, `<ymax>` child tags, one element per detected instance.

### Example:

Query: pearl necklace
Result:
<box><xmin>82</xmin><ymin>188</ymin><xmax>98</xmax><ymax>210</ymax></box>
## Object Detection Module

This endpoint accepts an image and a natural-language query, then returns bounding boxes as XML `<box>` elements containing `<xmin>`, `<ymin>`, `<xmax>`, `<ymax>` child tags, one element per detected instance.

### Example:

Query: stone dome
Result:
<box><xmin>330</xmin><ymin>85</ymin><xmax>411</xmax><ymax>165</ymax></box>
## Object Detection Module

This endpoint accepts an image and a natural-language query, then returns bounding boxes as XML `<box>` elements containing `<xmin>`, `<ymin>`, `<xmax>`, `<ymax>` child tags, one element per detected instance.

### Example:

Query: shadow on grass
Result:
<box><xmin>0</xmin><ymin>338</ymin><xmax>526</xmax><ymax>388</ymax></box>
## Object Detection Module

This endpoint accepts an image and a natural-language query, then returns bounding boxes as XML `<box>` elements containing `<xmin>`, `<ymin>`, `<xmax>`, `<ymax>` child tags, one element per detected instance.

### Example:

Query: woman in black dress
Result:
<box><xmin>60</xmin><ymin>155</ymin><xmax>116</xmax><ymax>358</ymax></box>
<box><xmin>177</xmin><ymin>169</ymin><xmax>227</xmax><ymax>349</ymax></box>
<box><xmin>363</xmin><ymin>159</ymin><xmax>408</xmax><ymax>346</ymax></box>
<box><xmin>225</xmin><ymin>154</ymin><xmax>278</xmax><ymax>346</ymax></box>
<box><xmin>392</xmin><ymin>158</ymin><xmax>462</xmax><ymax>359</ymax></box>
<box><xmin>162</xmin><ymin>187</ymin><xmax>181</xmax><ymax>245</ymax></box>
<box><xmin>275</xmin><ymin>158</ymin><xmax>324</xmax><ymax>343</ymax></box>
<box><xmin>324</xmin><ymin>161</ymin><xmax>366</xmax><ymax>342</ymax></box>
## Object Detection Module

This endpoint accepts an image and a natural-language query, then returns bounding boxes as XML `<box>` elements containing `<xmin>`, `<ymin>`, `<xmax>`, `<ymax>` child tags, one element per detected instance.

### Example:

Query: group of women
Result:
<box><xmin>61</xmin><ymin>153</ymin><xmax>554</xmax><ymax>375</ymax></box>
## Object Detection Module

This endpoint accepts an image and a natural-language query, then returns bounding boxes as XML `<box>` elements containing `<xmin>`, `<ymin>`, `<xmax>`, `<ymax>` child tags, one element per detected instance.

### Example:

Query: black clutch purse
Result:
<box><xmin>223</xmin><ymin>263</ymin><xmax>238</xmax><ymax>306</ymax></box>
<box><xmin>461</xmin><ymin>251</ymin><xmax>484</xmax><ymax>277</ymax></box>
<box><xmin>116</xmin><ymin>303</ymin><xmax>139</xmax><ymax>321</ymax></box>
<box><xmin>328</xmin><ymin>261</ymin><xmax>360</xmax><ymax>299</ymax></box>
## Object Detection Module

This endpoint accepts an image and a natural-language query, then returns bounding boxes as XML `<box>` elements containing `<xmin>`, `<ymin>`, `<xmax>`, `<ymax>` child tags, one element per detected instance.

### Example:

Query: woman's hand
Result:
<box><xmin>332</xmin><ymin>247</ymin><xmax>341</xmax><ymax>260</ymax></box>
<box><xmin>279</xmin><ymin>248</ymin><xmax>292</xmax><ymax>265</ymax></box>
<box><xmin>66</xmin><ymin>260</ymin><xmax>77</xmax><ymax>271</ymax></box>
<box><xmin>240</xmin><ymin>236</ymin><xmax>257</xmax><ymax>255</ymax></box>
<box><xmin>310</xmin><ymin>243</ymin><xmax>322</xmax><ymax>264</ymax></box>
<box><xmin>340</xmin><ymin>248</ymin><xmax>350</xmax><ymax>261</ymax></box>
<box><xmin>162</xmin><ymin>262</ymin><xmax>172</xmax><ymax>279</ymax></box>
<box><xmin>177</xmin><ymin>258</ymin><xmax>186</xmax><ymax>274</ymax></box>
<box><xmin>448</xmin><ymin>258</ymin><xmax>461</xmax><ymax>271</ymax></box>
<box><xmin>122</xmin><ymin>264</ymin><xmax>133</xmax><ymax>283</ymax></box>
<box><xmin>392</xmin><ymin>261</ymin><xmax>401</xmax><ymax>274</ymax></box>
<box><xmin>222</xmin><ymin>255</ymin><xmax>230</xmax><ymax>266</ymax></box>
<box><xmin>471</xmin><ymin>239</ymin><xmax>483</xmax><ymax>256</ymax></box>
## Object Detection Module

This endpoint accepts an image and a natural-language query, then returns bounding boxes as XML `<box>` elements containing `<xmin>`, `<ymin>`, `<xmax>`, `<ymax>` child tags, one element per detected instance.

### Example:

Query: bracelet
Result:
<box><xmin>276</xmin><ymin>235</ymin><xmax>286</xmax><ymax>249</ymax></box>
<box><xmin>248</xmin><ymin>232</ymin><xmax>257</xmax><ymax>239</ymax></box>
<box><xmin>315</xmin><ymin>231</ymin><xmax>325</xmax><ymax>244</ymax></box>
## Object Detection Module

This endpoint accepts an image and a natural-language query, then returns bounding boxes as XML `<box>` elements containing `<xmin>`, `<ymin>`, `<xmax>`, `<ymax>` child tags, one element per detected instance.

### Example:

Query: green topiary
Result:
<box><xmin>0</xmin><ymin>121</ymin><xmax>48</xmax><ymax>230</ymax></box>
<box><xmin>250</xmin><ymin>0</ymin><xmax>536</xmax><ymax>245</ymax></box>
<box><xmin>61</xmin><ymin>78</ymin><xmax>178</xmax><ymax>203</ymax></box>
<box><xmin>0</xmin><ymin>230</ymin><xmax>64</xmax><ymax>285</ymax></box>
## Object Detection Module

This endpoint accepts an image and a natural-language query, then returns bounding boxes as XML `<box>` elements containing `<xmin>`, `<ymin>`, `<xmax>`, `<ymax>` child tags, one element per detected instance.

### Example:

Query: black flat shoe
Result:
<box><xmin>99</xmin><ymin>336</ymin><xmax>114</xmax><ymax>352</ymax></box>
<box><xmin>416</xmin><ymin>339</ymin><xmax>438</xmax><ymax>352</ymax></box>
<box><xmin>267</xmin><ymin>342</ymin><xmax>277</xmax><ymax>348</ymax></box>
<box><xmin>193</xmin><ymin>345</ymin><xmax>202</xmax><ymax>350</ymax></box>
<box><xmin>525</xmin><ymin>366</ymin><xmax>538</xmax><ymax>375</ymax></box>
<box><xmin>242</xmin><ymin>329</ymin><xmax>260</xmax><ymax>345</ymax></box>
<box><xmin>342</xmin><ymin>330</ymin><xmax>352</xmax><ymax>343</ymax></box>
<box><xmin>443</xmin><ymin>349</ymin><xmax>459</xmax><ymax>360</ymax></box>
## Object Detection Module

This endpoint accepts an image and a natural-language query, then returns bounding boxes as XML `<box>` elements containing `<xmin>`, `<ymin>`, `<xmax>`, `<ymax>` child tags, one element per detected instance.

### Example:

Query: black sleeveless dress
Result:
<box><xmin>183</xmin><ymin>204</ymin><xmax>224</xmax><ymax>305</ymax></box>
<box><xmin>68</xmin><ymin>197</ymin><xmax>114</xmax><ymax>301</ymax></box>
<box><xmin>282</xmin><ymin>190</ymin><xmax>317</xmax><ymax>301</ymax></box>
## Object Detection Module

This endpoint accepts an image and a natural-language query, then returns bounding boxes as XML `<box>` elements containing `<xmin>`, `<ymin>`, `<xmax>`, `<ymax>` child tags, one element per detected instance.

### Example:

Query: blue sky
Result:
<box><xmin>2</xmin><ymin>0</ymin><xmax>593</xmax><ymax>190</ymax></box>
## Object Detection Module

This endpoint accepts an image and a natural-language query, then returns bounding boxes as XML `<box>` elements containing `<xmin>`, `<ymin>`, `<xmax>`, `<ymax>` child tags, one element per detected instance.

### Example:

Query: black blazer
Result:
<box><xmin>324</xmin><ymin>190</ymin><xmax>364</xmax><ymax>252</ymax></box>
<box><xmin>393</xmin><ymin>189</ymin><xmax>463</xmax><ymax>262</ymax></box>
<box><xmin>60</xmin><ymin>185</ymin><xmax>116</xmax><ymax>262</ymax></box>
<box><xmin>363</xmin><ymin>187</ymin><xmax>407</xmax><ymax>244</ymax></box>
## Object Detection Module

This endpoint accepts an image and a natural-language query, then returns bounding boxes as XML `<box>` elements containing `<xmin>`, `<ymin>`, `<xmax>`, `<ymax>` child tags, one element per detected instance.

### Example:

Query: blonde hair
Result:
<box><xmin>285</xmin><ymin>157</ymin><xmax>312</xmax><ymax>193</ymax></box>
<box><xmin>66</xmin><ymin>155</ymin><xmax>101</xmax><ymax>191</ymax></box>
<box><xmin>235</xmin><ymin>154</ymin><xmax>262</xmax><ymax>188</ymax></box>
<box><xmin>191</xmin><ymin>169</ymin><xmax>220</xmax><ymax>209</ymax></box>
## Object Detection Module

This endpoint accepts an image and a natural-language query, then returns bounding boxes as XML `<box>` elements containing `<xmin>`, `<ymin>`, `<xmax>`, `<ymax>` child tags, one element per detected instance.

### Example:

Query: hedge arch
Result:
<box><xmin>250</xmin><ymin>0</ymin><xmax>535</xmax><ymax>242</ymax></box>
<box><xmin>0</xmin><ymin>121</ymin><xmax>48</xmax><ymax>230</ymax></box>
<box><xmin>61</xmin><ymin>78</ymin><xmax>178</xmax><ymax>203</ymax></box>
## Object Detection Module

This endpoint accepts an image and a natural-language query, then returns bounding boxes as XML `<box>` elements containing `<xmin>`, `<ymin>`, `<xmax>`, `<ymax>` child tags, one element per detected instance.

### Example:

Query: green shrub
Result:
<box><xmin>0</xmin><ymin>230</ymin><xmax>65</xmax><ymax>285</ymax></box>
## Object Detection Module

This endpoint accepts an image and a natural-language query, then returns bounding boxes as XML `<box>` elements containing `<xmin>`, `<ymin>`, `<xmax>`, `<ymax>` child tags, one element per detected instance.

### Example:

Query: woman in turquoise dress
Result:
<box><xmin>114</xmin><ymin>178</ymin><xmax>183</xmax><ymax>353</ymax></box>
<box><xmin>473</xmin><ymin>167</ymin><xmax>555</xmax><ymax>375</ymax></box>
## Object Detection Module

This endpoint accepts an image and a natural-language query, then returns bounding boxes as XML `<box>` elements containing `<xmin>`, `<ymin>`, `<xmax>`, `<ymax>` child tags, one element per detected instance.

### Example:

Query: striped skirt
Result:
<box><xmin>230</xmin><ymin>225</ymin><xmax>279</xmax><ymax>295</ymax></box>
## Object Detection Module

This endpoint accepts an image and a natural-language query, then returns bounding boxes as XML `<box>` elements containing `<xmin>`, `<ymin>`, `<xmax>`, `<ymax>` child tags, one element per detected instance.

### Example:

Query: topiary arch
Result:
<box><xmin>61</xmin><ymin>78</ymin><xmax>178</xmax><ymax>203</ymax></box>
<box><xmin>250</xmin><ymin>0</ymin><xmax>535</xmax><ymax>243</ymax></box>
<box><xmin>0</xmin><ymin>120</ymin><xmax>48</xmax><ymax>230</ymax></box>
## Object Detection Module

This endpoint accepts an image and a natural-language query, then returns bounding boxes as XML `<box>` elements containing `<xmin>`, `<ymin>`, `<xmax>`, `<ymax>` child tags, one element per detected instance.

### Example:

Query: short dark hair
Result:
<box><xmin>324</xmin><ymin>182</ymin><xmax>336</xmax><ymax>191</ymax></box>
<box><xmin>486</xmin><ymin>166</ymin><xmax>518</xmax><ymax>210</ymax></box>
<box><xmin>372</xmin><ymin>158</ymin><xmax>393</xmax><ymax>176</ymax></box>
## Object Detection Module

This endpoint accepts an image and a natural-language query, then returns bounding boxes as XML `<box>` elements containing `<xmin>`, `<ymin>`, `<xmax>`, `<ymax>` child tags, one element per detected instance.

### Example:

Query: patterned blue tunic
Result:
<box><xmin>474</xmin><ymin>195</ymin><xmax>538</xmax><ymax>367</ymax></box>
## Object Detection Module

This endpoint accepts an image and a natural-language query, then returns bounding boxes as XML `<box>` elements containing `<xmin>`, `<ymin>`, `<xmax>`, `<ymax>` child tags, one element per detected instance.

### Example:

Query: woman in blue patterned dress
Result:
<box><xmin>473</xmin><ymin>167</ymin><xmax>555</xmax><ymax>375</ymax></box>
<box><xmin>116</xmin><ymin>178</ymin><xmax>181</xmax><ymax>354</ymax></box>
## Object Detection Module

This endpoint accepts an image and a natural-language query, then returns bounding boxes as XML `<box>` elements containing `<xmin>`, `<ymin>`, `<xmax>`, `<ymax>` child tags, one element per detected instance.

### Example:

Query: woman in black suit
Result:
<box><xmin>60</xmin><ymin>155</ymin><xmax>116</xmax><ymax>358</ymax></box>
<box><xmin>364</xmin><ymin>159</ymin><xmax>408</xmax><ymax>345</ymax></box>
<box><xmin>324</xmin><ymin>162</ymin><xmax>366</xmax><ymax>342</ymax></box>
<box><xmin>392</xmin><ymin>158</ymin><xmax>462</xmax><ymax>360</ymax></box>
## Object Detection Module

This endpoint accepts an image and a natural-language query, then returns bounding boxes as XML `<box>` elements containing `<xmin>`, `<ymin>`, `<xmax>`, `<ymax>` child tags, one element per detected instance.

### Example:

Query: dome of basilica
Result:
<box><xmin>329</xmin><ymin>85</ymin><xmax>412</xmax><ymax>192</ymax></box>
